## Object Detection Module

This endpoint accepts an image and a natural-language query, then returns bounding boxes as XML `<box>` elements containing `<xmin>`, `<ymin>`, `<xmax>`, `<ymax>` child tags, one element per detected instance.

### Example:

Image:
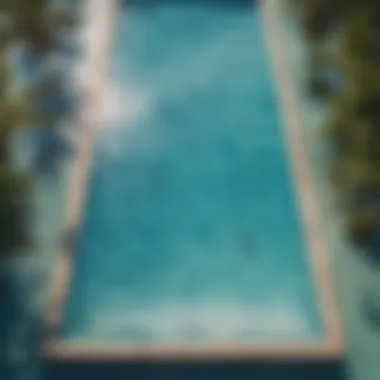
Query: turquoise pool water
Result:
<box><xmin>60</xmin><ymin>0</ymin><xmax>323</xmax><ymax>344</ymax></box>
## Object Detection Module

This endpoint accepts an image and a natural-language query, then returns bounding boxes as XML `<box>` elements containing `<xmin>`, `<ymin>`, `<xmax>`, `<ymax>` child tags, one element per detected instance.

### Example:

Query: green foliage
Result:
<box><xmin>1</xmin><ymin>0</ymin><xmax>78</xmax><ymax>54</ymax></box>
<box><xmin>0</xmin><ymin>165</ymin><xmax>31</xmax><ymax>258</ymax></box>
<box><xmin>0</xmin><ymin>52</ymin><xmax>36</xmax><ymax>259</ymax></box>
<box><xmin>345</xmin><ymin>211</ymin><xmax>377</xmax><ymax>245</ymax></box>
<box><xmin>0</xmin><ymin>0</ymin><xmax>76</xmax><ymax>261</ymax></box>
<box><xmin>292</xmin><ymin>0</ymin><xmax>380</xmax><ymax>244</ymax></box>
<box><xmin>0</xmin><ymin>53</ymin><xmax>52</xmax><ymax>159</ymax></box>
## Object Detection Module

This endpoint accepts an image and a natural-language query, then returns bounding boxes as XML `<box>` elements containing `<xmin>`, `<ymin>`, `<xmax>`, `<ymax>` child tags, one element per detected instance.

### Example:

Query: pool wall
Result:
<box><xmin>43</xmin><ymin>0</ymin><xmax>342</xmax><ymax>362</ymax></box>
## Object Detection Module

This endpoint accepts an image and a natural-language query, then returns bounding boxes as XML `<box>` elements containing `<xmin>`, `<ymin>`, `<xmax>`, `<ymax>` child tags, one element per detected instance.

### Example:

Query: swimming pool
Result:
<box><xmin>46</xmin><ymin>0</ymin><xmax>340</xmax><ymax>359</ymax></box>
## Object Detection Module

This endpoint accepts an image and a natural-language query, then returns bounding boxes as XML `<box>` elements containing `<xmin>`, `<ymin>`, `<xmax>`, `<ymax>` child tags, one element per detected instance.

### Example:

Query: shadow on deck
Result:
<box><xmin>44</xmin><ymin>358</ymin><xmax>346</xmax><ymax>380</ymax></box>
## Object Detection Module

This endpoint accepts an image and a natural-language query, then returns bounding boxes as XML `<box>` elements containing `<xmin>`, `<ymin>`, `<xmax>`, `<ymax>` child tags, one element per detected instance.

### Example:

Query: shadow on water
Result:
<box><xmin>123</xmin><ymin>0</ymin><xmax>256</xmax><ymax>9</ymax></box>
<box><xmin>44</xmin><ymin>359</ymin><xmax>345</xmax><ymax>380</ymax></box>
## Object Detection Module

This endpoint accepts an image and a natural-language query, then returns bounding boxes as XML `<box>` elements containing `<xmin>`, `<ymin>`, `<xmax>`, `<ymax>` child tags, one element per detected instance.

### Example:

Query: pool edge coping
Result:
<box><xmin>43</xmin><ymin>0</ymin><xmax>118</xmax><ymax>343</ymax></box>
<box><xmin>261</xmin><ymin>0</ymin><xmax>342</xmax><ymax>355</ymax></box>
<box><xmin>43</xmin><ymin>339</ymin><xmax>342</xmax><ymax>362</ymax></box>
<box><xmin>43</xmin><ymin>0</ymin><xmax>343</xmax><ymax>361</ymax></box>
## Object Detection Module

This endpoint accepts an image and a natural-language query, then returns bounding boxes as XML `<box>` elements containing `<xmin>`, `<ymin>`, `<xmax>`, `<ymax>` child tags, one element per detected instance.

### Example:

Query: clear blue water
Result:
<box><xmin>60</xmin><ymin>0</ymin><xmax>323</xmax><ymax>344</ymax></box>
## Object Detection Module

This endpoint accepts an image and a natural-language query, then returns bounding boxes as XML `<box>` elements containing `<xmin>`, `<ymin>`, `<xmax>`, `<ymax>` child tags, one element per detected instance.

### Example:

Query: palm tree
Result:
<box><xmin>0</xmin><ymin>52</ymin><xmax>51</xmax><ymax>262</ymax></box>
<box><xmin>0</xmin><ymin>166</ymin><xmax>31</xmax><ymax>259</ymax></box>
<box><xmin>0</xmin><ymin>0</ymin><xmax>77</xmax><ymax>276</ymax></box>
<box><xmin>0</xmin><ymin>52</ymin><xmax>53</xmax><ymax>155</ymax></box>
<box><xmin>291</xmin><ymin>0</ymin><xmax>380</xmax><ymax>244</ymax></box>
<box><xmin>291</xmin><ymin>0</ymin><xmax>380</xmax><ymax>330</ymax></box>
<box><xmin>2</xmin><ymin>0</ymin><xmax>79</xmax><ymax>176</ymax></box>
<box><xmin>288</xmin><ymin>0</ymin><xmax>334</xmax><ymax>42</ymax></box>
<box><xmin>2</xmin><ymin>0</ymin><xmax>78</xmax><ymax>56</ymax></box>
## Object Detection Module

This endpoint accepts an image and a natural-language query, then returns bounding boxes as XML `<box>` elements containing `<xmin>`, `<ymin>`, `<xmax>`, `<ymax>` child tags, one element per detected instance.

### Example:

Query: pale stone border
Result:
<box><xmin>43</xmin><ymin>0</ymin><xmax>342</xmax><ymax>361</ymax></box>
<box><xmin>44</xmin><ymin>340</ymin><xmax>341</xmax><ymax>362</ymax></box>
<box><xmin>44</xmin><ymin>0</ymin><xmax>118</xmax><ymax>330</ymax></box>
<box><xmin>260</xmin><ymin>0</ymin><xmax>342</xmax><ymax>354</ymax></box>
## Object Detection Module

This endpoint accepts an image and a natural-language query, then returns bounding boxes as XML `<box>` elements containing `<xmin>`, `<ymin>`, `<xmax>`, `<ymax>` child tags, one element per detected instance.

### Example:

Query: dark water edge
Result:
<box><xmin>44</xmin><ymin>359</ymin><xmax>345</xmax><ymax>380</ymax></box>
<box><xmin>123</xmin><ymin>0</ymin><xmax>256</xmax><ymax>8</ymax></box>
<box><xmin>0</xmin><ymin>287</ymin><xmax>15</xmax><ymax>379</ymax></box>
